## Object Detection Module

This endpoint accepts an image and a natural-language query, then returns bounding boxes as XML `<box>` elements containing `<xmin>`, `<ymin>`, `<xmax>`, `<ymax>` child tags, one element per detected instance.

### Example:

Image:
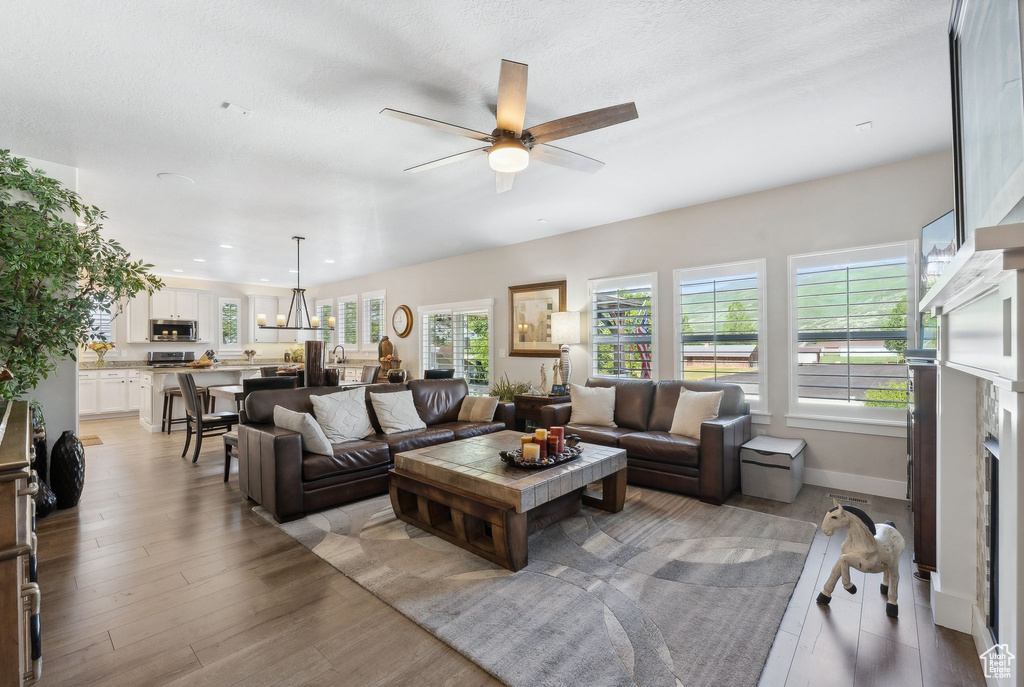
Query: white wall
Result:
<box><xmin>16</xmin><ymin>156</ymin><xmax>80</xmax><ymax>455</ymax></box>
<box><xmin>312</xmin><ymin>152</ymin><xmax>954</xmax><ymax>491</ymax></box>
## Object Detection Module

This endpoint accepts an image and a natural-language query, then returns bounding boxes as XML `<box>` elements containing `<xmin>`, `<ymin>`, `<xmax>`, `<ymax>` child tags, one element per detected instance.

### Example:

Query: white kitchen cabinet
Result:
<box><xmin>196</xmin><ymin>292</ymin><xmax>212</xmax><ymax>343</ymax></box>
<box><xmin>98</xmin><ymin>370</ymin><xmax>128</xmax><ymax>413</ymax></box>
<box><xmin>151</xmin><ymin>288</ymin><xmax>201</xmax><ymax>320</ymax></box>
<box><xmin>78</xmin><ymin>372</ymin><xmax>98</xmax><ymax>415</ymax></box>
<box><xmin>139</xmin><ymin>373</ymin><xmax>154</xmax><ymax>424</ymax></box>
<box><xmin>127</xmin><ymin>292</ymin><xmax>150</xmax><ymax>342</ymax></box>
<box><xmin>249</xmin><ymin>295</ymin><xmax>279</xmax><ymax>344</ymax></box>
<box><xmin>127</xmin><ymin>370</ymin><xmax>141</xmax><ymax>410</ymax></box>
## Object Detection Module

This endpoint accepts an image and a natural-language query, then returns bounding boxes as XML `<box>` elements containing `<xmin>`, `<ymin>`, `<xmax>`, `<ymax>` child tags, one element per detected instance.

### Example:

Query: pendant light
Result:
<box><xmin>257</xmin><ymin>236</ymin><xmax>335</xmax><ymax>331</ymax></box>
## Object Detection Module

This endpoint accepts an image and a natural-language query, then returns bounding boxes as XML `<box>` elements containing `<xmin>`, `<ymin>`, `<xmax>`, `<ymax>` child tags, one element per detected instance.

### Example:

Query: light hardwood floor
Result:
<box><xmin>34</xmin><ymin>417</ymin><xmax>984</xmax><ymax>686</ymax></box>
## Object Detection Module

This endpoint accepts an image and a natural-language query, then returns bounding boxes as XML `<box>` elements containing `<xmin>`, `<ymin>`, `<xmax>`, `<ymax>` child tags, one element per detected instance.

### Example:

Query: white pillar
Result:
<box><xmin>931</xmin><ymin>364</ymin><xmax>978</xmax><ymax>632</ymax></box>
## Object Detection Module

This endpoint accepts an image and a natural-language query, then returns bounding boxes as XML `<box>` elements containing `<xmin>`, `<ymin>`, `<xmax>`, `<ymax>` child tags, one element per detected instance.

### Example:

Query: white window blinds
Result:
<box><xmin>420</xmin><ymin>302</ymin><xmax>492</xmax><ymax>393</ymax></box>
<box><xmin>337</xmin><ymin>296</ymin><xmax>357</xmax><ymax>347</ymax></box>
<box><xmin>590</xmin><ymin>274</ymin><xmax>656</xmax><ymax>379</ymax></box>
<box><xmin>362</xmin><ymin>291</ymin><xmax>385</xmax><ymax>349</ymax></box>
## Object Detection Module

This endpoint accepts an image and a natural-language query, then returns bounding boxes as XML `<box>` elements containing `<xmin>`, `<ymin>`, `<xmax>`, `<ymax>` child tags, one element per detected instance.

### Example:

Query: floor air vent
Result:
<box><xmin>826</xmin><ymin>492</ymin><xmax>870</xmax><ymax>505</ymax></box>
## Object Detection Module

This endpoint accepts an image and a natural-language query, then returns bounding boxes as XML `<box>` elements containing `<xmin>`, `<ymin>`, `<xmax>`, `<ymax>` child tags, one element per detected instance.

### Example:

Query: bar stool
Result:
<box><xmin>162</xmin><ymin>385</ymin><xmax>209</xmax><ymax>434</ymax></box>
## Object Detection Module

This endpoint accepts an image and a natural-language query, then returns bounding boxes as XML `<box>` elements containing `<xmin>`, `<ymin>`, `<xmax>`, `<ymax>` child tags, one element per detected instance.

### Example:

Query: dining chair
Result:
<box><xmin>360</xmin><ymin>365</ymin><xmax>381</xmax><ymax>383</ymax></box>
<box><xmin>260</xmin><ymin>366</ymin><xmax>279</xmax><ymax>377</ymax></box>
<box><xmin>424</xmin><ymin>369</ymin><xmax>455</xmax><ymax>379</ymax></box>
<box><xmin>176</xmin><ymin>373</ymin><xmax>239</xmax><ymax>464</ymax></box>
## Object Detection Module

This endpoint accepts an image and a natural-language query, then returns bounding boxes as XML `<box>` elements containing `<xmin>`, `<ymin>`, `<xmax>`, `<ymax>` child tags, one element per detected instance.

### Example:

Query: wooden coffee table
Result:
<box><xmin>388</xmin><ymin>430</ymin><xmax>627</xmax><ymax>571</ymax></box>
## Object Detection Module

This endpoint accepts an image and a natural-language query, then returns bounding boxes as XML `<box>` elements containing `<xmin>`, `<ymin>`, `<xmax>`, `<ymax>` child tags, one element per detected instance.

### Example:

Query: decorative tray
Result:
<box><xmin>499</xmin><ymin>445</ymin><xmax>583</xmax><ymax>470</ymax></box>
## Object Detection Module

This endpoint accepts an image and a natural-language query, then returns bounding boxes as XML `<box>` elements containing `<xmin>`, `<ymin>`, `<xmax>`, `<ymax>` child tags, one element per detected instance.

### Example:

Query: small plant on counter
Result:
<box><xmin>489</xmin><ymin>373</ymin><xmax>532</xmax><ymax>402</ymax></box>
<box><xmin>0</xmin><ymin>150</ymin><xmax>163</xmax><ymax>398</ymax></box>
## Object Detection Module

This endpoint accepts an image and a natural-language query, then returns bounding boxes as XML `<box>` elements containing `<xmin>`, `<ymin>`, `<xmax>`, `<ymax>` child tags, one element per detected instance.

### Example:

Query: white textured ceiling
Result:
<box><xmin>1</xmin><ymin>0</ymin><xmax>951</xmax><ymax>287</ymax></box>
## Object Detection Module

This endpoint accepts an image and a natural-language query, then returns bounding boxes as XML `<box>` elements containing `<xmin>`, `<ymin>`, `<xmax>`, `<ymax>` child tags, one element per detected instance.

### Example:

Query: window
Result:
<box><xmin>219</xmin><ymin>297</ymin><xmax>241</xmax><ymax>353</ymax></box>
<box><xmin>675</xmin><ymin>260</ymin><xmax>765</xmax><ymax>410</ymax></box>
<box><xmin>336</xmin><ymin>295</ymin><xmax>358</xmax><ymax>347</ymax></box>
<box><xmin>789</xmin><ymin>242</ymin><xmax>917</xmax><ymax>425</ymax></box>
<box><xmin>314</xmin><ymin>298</ymin><xmax>333</xmax><ymax>347</ymax></box>
<box><xmin>589</xmin><ymin>273</ymin><xmax>657</xmax><ymax>379</ymax></box>
<box><xmin>419</xmin><ymin>300</ymin><xmax>493</xmax><ymax>394</ymax></box>
<box><xmin>361</xmin><ymin>290</ymin><xmax>386</xmax><ymax>350</ymax></box>
<box><xmin>89</xmin><ymin>303</ymin><xmax>114</xmax><ymax>342</ymax></box>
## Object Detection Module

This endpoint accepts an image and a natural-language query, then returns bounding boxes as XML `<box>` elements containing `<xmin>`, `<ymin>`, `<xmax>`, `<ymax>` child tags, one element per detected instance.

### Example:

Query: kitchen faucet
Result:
<box><xmin>332</xmin><ymin>345</ymin><xmax>347</xmax><ymax>364</ymax></box>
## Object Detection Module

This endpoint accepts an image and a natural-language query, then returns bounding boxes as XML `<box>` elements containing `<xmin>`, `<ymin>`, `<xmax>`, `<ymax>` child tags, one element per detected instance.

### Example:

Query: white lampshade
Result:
<box><xmin>310</xmin><ymin>315</ymin><xmax>320</xmax><ymax>328</ymax></box>
<box><xmin>256</xmin><ymin>313</ymin><xmax>267</xmax><ymax>326</ymax></box>
<box><xmin>550</xmin><ymin>311</ymin><xmax>581</xmax><ymax>345</ymax></box>
<box><xmin>327</xmin><ymin>316</ymin><xmax>336</xmax><ymax>328</ymax></box>
<box><xmin>276</xmin><ymin>313</ymin><xmax>286</xmax><ymax>326</ymax></box>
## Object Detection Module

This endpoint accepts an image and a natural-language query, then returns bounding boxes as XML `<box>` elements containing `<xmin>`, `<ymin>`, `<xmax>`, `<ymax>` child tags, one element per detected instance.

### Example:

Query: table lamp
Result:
<box><xmin>550</xmin><ymin>311</ymin><xmax>581</xmax><ymax>387</ymax></box>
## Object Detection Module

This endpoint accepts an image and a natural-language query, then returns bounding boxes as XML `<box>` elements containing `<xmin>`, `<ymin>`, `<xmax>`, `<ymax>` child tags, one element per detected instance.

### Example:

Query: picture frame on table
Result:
<box><xmin>508</xmin><ymin>280</ymin><xmax>566</xmax><ymax>357</ymax></box>
<box><xmin>550</xmin><ymin>384</ymin><xmax>568</xmax><ymax>396</ymax></box>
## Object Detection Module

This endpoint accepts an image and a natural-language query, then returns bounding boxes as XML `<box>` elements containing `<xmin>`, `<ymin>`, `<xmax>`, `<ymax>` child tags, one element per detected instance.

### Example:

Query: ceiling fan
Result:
<box><xmin>381</xmin><ymin>59</ymin><xmax>638</xmax><ymax>193</ymax></box>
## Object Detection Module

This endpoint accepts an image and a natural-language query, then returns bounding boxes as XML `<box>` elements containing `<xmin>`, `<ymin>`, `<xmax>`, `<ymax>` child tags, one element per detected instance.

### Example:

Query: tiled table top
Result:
<box><xmin>394</xmin><ymin>430</ymin><xmax>627</xmax><ymax>513</ymax></box>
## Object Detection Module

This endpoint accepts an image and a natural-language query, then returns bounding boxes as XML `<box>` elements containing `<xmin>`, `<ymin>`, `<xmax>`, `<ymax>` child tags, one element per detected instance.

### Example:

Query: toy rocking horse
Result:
<box><xmin>815</xmin><ymin>500</ymin><xmax>906</xmax><ymax>618</ymax></box>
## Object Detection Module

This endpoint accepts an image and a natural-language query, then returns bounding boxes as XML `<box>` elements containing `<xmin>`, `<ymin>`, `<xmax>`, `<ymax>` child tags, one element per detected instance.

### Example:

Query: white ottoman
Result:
<box><xmin>740</xmin><ymin>435</ymin><xmax>806</xmax><ymax>503</ymax></box>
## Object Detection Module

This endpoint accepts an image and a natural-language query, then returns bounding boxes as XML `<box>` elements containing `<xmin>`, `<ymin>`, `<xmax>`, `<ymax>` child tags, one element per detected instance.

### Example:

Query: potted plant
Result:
<box><xmin>0</xmin><ymin>150</ymin><xmax>163</xmax><ymax>399</ymax></box>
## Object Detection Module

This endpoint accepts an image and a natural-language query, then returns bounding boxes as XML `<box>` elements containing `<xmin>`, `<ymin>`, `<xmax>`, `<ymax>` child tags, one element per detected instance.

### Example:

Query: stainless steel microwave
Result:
<box><xmin>150</xmin><ymin>319</ymin><xmax>198</xmax><ymax>342</ymax></box>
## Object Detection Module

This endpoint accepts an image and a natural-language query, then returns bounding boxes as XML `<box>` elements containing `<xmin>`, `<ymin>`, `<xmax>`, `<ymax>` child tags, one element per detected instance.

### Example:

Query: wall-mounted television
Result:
<box><xmin>920</xmin><ymin>210</ymin><xmax>955</xmax><ymax>348</ymax></box>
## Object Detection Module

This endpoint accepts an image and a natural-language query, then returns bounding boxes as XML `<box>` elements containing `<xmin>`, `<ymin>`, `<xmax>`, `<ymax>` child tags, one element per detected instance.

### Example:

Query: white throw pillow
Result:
<box><xmin>273</xmin><ymin>406</ymin><xmax>334</xmax><ymax>456</ymax></box>
<box><xmin>668</xmin><ymin>387</ymin><xmax>725</xmax><ymax>440</ymax></box>
<box><xmin>310</xmin><ymin>387</ymin><xmax>374</xmax><ymax>443</ymax></box>
<box><xmin>369</xmin><ymin>390</ymin><xmax>427</xmax><ymax>434</ymax></box>
<box><xmin>569</xmin><ymin>384</ymin><xmax>616</xmax><ymax>427</ymax></box>
<box><xmin>458</xmin><ymin>396</ymin><xmax>500</xmax><ymax>423</ymax></box>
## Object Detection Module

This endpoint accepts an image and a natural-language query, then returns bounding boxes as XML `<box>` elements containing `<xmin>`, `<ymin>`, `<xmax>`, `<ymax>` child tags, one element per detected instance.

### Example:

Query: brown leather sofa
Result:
<box><xmin>237</xmin><ymin>378</ymin><xmax>515</xmax><ymax>522</ymax></box>
<box><xmin>540</xmin><ymin>377</ymin><xmax>750</xmax><ymax>505</ymax></box>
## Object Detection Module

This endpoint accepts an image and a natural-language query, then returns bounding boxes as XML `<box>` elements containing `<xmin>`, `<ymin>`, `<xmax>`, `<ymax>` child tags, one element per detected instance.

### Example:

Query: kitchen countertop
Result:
<box><xmin>80</xmin><ymin>360</ymin><xmax>380</xmax><ymax>372</ymax></box>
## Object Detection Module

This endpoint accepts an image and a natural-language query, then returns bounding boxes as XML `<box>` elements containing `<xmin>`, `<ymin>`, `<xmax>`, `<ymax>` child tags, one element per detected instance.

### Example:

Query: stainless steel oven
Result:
<box><xmin>149</xmin><ymin>319</ymin><xmax>198</xmax><ymax>342</ymax></box>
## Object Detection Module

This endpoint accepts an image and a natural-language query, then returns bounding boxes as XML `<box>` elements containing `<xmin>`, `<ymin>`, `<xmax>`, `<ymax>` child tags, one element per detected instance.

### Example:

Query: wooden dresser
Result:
<box><xmin>908</xmin><ymin>362</ymin><xmax>937</xmax><ymax>579</ymax></box>
<box><xmin>0</xmin><ymin>401</ymin><xmax>41</xmax><ymax>685</ymax></box>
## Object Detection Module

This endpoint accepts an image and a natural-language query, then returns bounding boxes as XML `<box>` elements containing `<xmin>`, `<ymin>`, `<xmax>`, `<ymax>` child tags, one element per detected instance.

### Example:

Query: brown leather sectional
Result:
<box><xmin>237</xmin><ymin>379</ymin><xmax>515</xmax><ymax>522</ymax></box>
<box><xmin>540</xmin><ymin>377</ymin><xmax>750</xmax><ymax>505</ymax></box>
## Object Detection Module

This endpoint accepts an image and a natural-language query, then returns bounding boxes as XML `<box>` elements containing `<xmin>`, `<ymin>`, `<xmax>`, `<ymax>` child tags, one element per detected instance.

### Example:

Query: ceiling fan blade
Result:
<box><xmin>524</xmin><ymin>102</ymin><xmax>638</xmax><ymax>145</ymax></box>
<box><xmin>496</xmin><ymin>60</ymin><xmax>528</xmax><ymax>137</ymax></box>
<box><xmin>404</xmin><ymin>147</ymin><xmax>490</xmax><ymax>173</ymax></box>
<box><xmin>530</xmin><ymin>143</ymin><xmax>605</xmax><ymax>174</ymax></box>
<box><xmin>380</xmin><ymin>108</ymin><xmax>493</xmax><ymax>142</ymax></box>
<box><xmin>495</xmin><ymin>172</ymin><xmax>515</xmax><ymax>193</ymax></box>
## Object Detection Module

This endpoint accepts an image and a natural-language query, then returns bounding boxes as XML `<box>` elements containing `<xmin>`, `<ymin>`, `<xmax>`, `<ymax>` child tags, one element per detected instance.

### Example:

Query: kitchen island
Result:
<box><xmin>137</xmin><ymin>365</ymin><xmax>265</xmax><ymax>433</ymax></box>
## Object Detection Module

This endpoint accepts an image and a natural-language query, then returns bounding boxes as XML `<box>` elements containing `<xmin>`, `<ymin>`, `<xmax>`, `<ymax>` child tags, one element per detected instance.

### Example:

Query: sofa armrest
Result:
<box><xmin>238</xmin><ymin>423</ymin><xmax>305</xmax><ymax>522</ymax></box>
<box><xmin>698</xmin><ymin>414</ymin><xmax>752</xmax><ymax>506</ymax></box>
<box><xmin>540</xmin><ymin>403</ymin><xmax>573</xmax><ymax>429</ymax></box>
<box><xmin>495</xmin><ymin>402</ymin><xmax>516</xmax><ymax>430</ymax></box>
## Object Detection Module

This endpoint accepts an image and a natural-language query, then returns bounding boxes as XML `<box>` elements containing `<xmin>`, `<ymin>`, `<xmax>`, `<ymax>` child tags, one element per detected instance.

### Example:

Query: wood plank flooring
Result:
<box><xmin>33</xmin><ymin>417</ymin><xmax>984</xmax><ymax>686</ymax></box>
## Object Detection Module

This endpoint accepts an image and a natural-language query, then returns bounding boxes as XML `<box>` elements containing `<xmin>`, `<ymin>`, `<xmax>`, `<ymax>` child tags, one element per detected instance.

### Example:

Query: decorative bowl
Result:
<box><xmin>565</xmin><ymin>434</ymin><xmax>582</xmax><ymax>448</ymax></box>
<box><xmin>499</xmin><ymin>445</ymin><xmax>584</xmax><ymax>470</ymax></box>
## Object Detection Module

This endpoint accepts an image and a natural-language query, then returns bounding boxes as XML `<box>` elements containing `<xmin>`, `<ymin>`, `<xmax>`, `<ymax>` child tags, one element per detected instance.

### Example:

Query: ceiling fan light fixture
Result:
<box><xmin>488</xmin><ymin>138</ymin><xmax>529</xmax><ymax>173</ymax></box>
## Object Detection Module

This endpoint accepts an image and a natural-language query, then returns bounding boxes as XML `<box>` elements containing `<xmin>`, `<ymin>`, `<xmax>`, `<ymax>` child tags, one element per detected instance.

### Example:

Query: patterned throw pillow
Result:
<box><xmin>369</xmin><ymin>390</ymin><xmax>427</xmax><ymax>434</ymax></box>
<box><xmin>310</xmin><ymin>387</ymin><xmax>374</xmax><ymax>443</ymax></box>
<box><xmin>668</xmin><ymin>388</ymin><xmax>725</xmax><ymax>440</ymax></box>
<box><xmin>457</xmin><ymin>396</ymin><xmax>499</xmax><ymax>422</ymax></box>
<box><xmin>272</xmin><ymin>406</ymin><xmax>334</xmax><ymax>456</ymax></box>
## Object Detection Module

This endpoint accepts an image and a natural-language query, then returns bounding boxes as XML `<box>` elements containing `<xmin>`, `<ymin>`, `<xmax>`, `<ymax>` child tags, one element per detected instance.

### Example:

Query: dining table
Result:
<box><xmin>208</xmin><ymin>384</ymin><xmax>245</xmax><ymax>413</ymax></box>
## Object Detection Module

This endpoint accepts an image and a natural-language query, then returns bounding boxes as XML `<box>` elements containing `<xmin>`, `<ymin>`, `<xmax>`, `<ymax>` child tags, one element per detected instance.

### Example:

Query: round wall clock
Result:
<box><xmin>392</xmin><ymin>304</ymin><xmax>413</xmax><ymax>338</ymax></box>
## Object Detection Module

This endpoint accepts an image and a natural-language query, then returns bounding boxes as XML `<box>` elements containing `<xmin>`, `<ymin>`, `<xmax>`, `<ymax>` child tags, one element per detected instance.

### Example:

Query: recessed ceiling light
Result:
<box><xmin>219</xmin><ymin>244</ymin><xmax>233</xmax><ymax>249</ymax></box>
<box><xmin>157</xmin><ymin>172</ymin><xmax>195</xmax><ymax>184</ymax></box>
<box><xmin>288</xmin><ymin>269</ymin><xmax>299</xmax><ymax>274</ymax></box>
<box><xmin>193</xmin><ymin>258</ymin><xmax>206</xmax><ymax>263</ymax></box>
<box><xmin>260</xmin><ymin>278</ymin><xmax>269</xmax><ymax>282</ymax></box>
<box><xmin>222</xmin><ymin>102</ymin><xmax>253</xmax><ymax>116</ymax></box>
<box><xmin>855</xmin><ymin>121</ymin><xmax>872</xmax><ymax>132</ymax></box>
<box><xmin>537</xmin><ymin>218</ymin><xmax>549</xmax><ymax>223</ymax></box>
<box><xmin>172</xmin><ymin>269</ymin><xmax>184</xmax><ymax>273</ymax></box>
<box><xmin>324</xmin><ymin>259</ymin><xmax>335</xmax><ymax>264</ymax></box>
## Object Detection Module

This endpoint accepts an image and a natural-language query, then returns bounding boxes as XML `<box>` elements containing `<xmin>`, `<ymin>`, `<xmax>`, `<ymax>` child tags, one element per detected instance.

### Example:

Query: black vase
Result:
<box><xmin>50</xmin><ymin>430</ymin><xmax>86</xmax><ymax>509</ymax></box>
<box><xmin>34</xmin><ymin>480</ymin><xmax>58</xmax><ymax>518</ymax></box>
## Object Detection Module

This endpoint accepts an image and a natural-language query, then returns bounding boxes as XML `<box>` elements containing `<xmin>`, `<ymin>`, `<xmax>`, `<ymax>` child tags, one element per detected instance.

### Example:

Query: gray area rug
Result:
<box><xmin>256</xmin><ymin>487</ymin><xmax>815</xmax><ymax>687</ymax></box>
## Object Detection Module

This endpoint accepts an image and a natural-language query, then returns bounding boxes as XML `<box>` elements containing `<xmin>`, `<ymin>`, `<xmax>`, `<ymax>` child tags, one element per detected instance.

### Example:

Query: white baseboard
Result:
<box><xmin>971</xmin><ymin>605</ymin><xmax>997</xmax><ymax>686</ymax></box>
<box><xmin>803</xmin><ymin>467</ymin><xmax>907</xmax><ymax>500</ymax></box>
<box><xmin>930</xmin><ymin>571</ymin><xmax>976</xmax><ymax>634</ymax></box>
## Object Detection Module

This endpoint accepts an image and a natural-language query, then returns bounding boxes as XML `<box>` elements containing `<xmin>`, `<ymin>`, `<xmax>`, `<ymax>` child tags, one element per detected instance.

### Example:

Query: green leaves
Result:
<box><xmin>0</xmin><ymin>149</ymin><xmax>164</xmax><ymax>399</ymax></box>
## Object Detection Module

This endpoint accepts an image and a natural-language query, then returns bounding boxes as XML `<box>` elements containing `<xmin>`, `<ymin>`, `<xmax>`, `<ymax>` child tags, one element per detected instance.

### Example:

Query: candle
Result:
<box><xmin>256</xmin><ymin>313</ymin><xmax>267</xmax><ymax>327</ymax></box>
<box><xmin>534</xmin><ymin>428</ymin><xmax>548</xmax><ymax>442</ymax></box>
<box><xmin>522</xmin><ymin>443</ymin><xmax>540</xmax><ymax>461</ymax></box>
<box><xmin>534</xmin><ymin>437</ymin><xmax>547</xmax><ymax>458</ymax></box>
<box><xmin>547</xmin><ymin>436</ymin><xmax>559</xmax><ymax>455</ymax></box>
<box><xmin>549</xmin><ymin>427</ymin><xmax>564</xmax><ymax>440</ymax></box>
<box><xmin>328</xmin><ymin>316</ymin><xmax>336</xmax><ymax>328</ymax></box>
<box><xmin>520</xmin><ymin>436</ymin><xmax>534</xmax><ymax>452</ymax></box>
<box><xmin>276</xmin><ymin>314</ymin><xmax>286</xmax><ymax>326</ymax></box>
<box><xmin>311</xmin><ymin>316</ymin><xmax>320</xmax><ymax>328</ymax></box>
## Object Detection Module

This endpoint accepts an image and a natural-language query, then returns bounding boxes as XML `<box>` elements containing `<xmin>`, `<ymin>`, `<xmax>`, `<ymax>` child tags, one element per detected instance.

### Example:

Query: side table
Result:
<box><xmin>513</xmin><ymin>394</ymin><xmax>570</xmax><ymax>432</ymax></box>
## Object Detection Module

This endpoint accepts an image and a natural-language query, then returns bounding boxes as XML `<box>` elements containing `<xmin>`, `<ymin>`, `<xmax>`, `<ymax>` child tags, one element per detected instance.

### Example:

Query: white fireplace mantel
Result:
<box><xmin>925</xmin><ymin>222</ymin><xmax>1024</xmax><ymax>682</ymax></box>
